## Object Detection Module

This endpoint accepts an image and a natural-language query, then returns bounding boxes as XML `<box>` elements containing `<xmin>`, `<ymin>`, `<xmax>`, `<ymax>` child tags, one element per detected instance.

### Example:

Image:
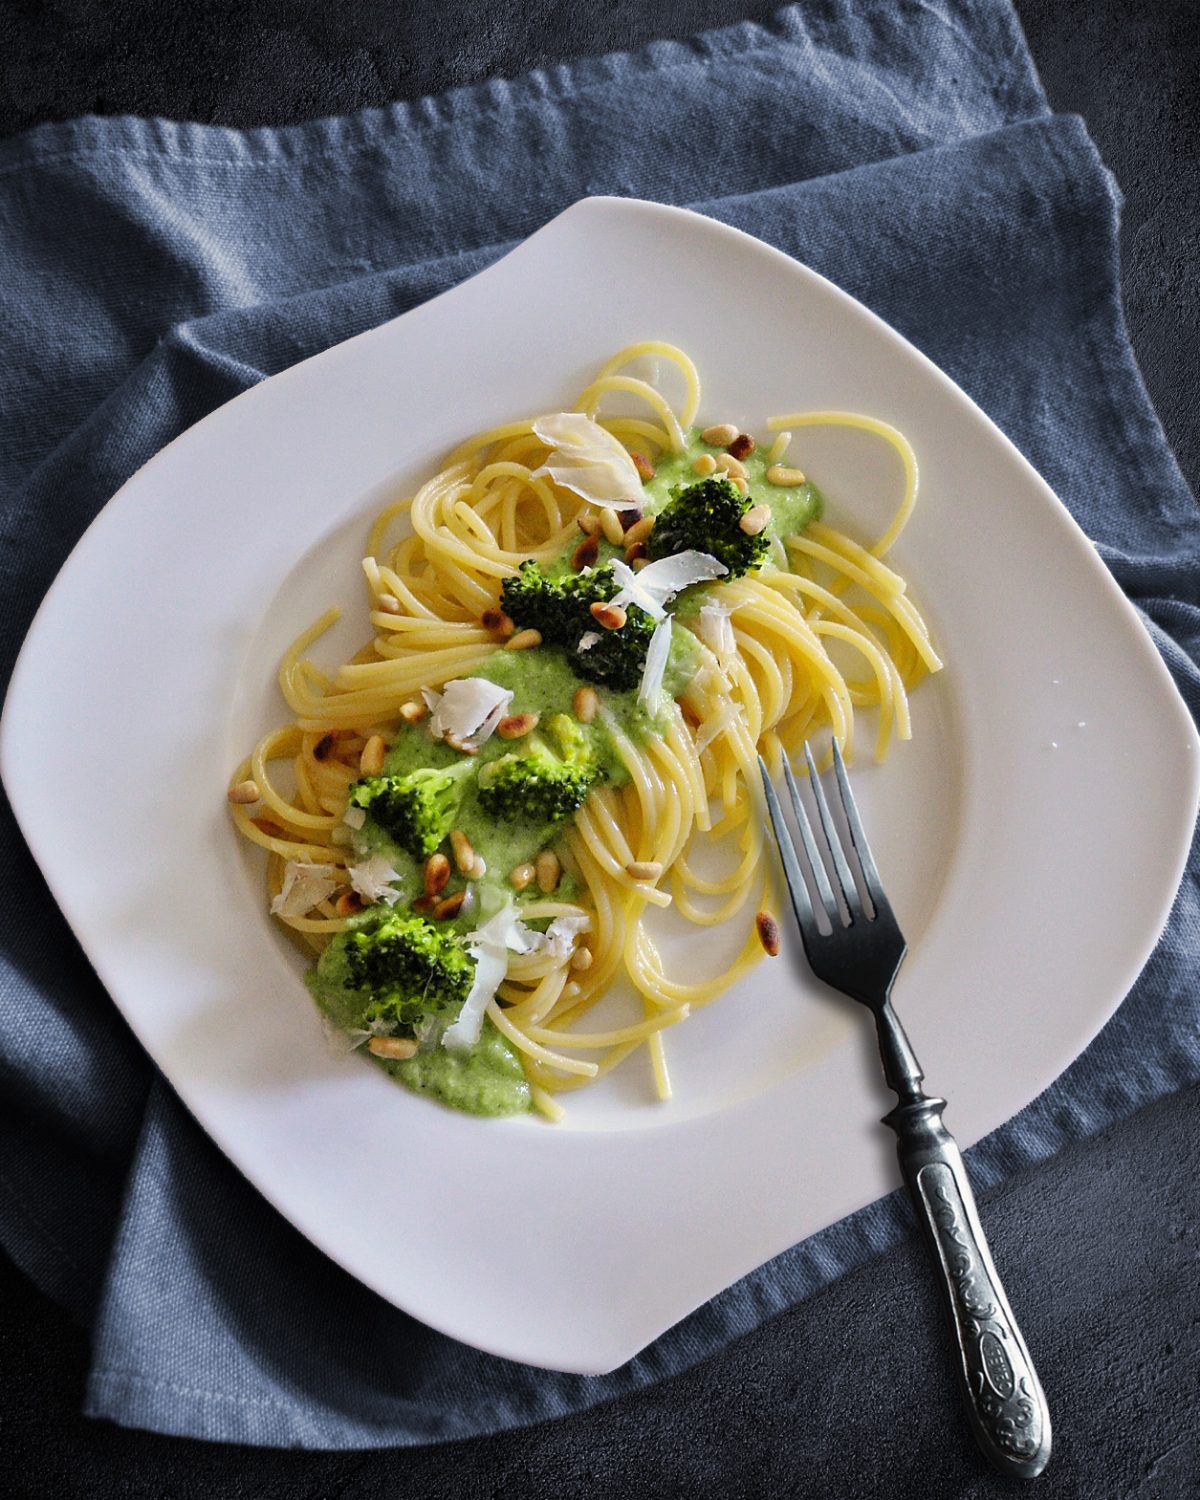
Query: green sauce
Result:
<box><xmin>308</xmin><ymin>945</ymin><xmax>531</xmax><ymax>1117</ymax></box>
<box><xmin>357</xmin><ymin>621</ymin><xmax>706</xmax><ymax>923</ymax></box>
<box><xmin>306</xmin><ymin>934</ymin><xmax>365</xmax><ymax>1030</ymax></box>
<box><xmin>640</xmin><ymin>431</ymin><xmax>825</xmax><ymax>539</ymax></box>
<box><xmin>364</xmin><ymin>685</ymin><xmax>591</xmax><ymax>918</ymax></box>
<box><xmin>386</xmin><ymin>1019</ymin><xmax>530</xmax><ymax>1116</ymax></box>
<box><xmin>466</xmin><ymin>648</ymin><xmax>633</xmax><ymax>786</ymax></box>
<box><xmin>311</xmin><ymin>423</ymin><xmax>822</xmax><ymax>1119</ymax></box>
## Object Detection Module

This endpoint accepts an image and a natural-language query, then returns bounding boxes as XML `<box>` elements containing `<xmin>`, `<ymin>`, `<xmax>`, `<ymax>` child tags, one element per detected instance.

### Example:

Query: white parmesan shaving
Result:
<box><xmin>694</xmin><ymin>700</ymin><xmax>737</xmax><ymax>755</ymax></box>
<box><xmin>610</xmin><ymin>551</ymin><xmax>727</xmax><ymax>620</ymax></box>
<box><xmin>413</xmin><ymin>1013</ymin><xmax>448</xmax><ymax>1049</ymax></box>
<box><xmin>442</xmin><ymin>947</ymin><xmax>507</xmax><ymax>1053</ymax></box>
<box><xmin>470</xmin><ymin>700</ymin><xmax>509</xmax><ymax>749</ymax></box>
<box><xmin>696</xmin><ymin>602</ymin><xmax>739</xmax><ymax>669</ymax></box>
<box><xmin>468</xmin><ymin>901</ymin><xmax>540</xmax><ymax>956</ymax></box>
<box><xmin>534</xmin><ymin>914</ymin><xmax>591</xmax><ymax>962</ymax></box>
<box><xmin>270</xmin><ymin>861</ymin><xmax>338</xmax><ymax>918</ymax></box>
<box><xmin>638</xmin><ymin>617</ymin><xmax>673</xmax><ymax>712</ymax></box>
<box><xmin>426</xmin><ymin>678</ymin><xmax>513</xmax><ymax>746</ymax></box>
<box><xmin>325</xmin><ymin>1017</ymin><xmax>368</xmax><ymax>1054</ymax></box>
<box><xmin>577</xmin><ymin>631</ymin><xmax>601</xmax><ymax>653</ymax></box>
<box><xmin>347</xmin><ymin>854</ymin><xmax>403</xmax><ymax>906</ymax></box>
<box><xmin>531</xmin><ymin>412</ymin><xmax>643</xmax><ymax>508</ymax></box>
<box><xmin>443</xmin><ymin>899</ymin><xmax>537</xmax><ymax>1052</ymax></box>
<box><xmin>342</xmin><ymin>805</ymin><xmax>367</xmax><ymax>830</ymax></box>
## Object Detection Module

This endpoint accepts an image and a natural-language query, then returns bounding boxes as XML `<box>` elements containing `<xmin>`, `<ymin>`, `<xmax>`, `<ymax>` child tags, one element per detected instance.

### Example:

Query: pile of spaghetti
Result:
<box><xmin>227</xmin><ymin>342</ymin><xmax>941</xmax><ymax>1120</ymax></box>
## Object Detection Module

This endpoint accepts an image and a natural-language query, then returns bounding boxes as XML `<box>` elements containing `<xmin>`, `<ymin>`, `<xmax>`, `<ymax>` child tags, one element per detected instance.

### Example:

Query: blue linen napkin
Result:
<box><xmin>1</xmin><ymin>0</ymin><xmax>1197</xmax><ymax>1447</ymax></box>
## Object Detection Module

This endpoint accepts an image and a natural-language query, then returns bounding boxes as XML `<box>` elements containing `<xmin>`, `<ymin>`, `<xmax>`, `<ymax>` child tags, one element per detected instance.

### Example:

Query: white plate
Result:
<box><xmin>3</xmin><ymin>199</ymin><xmax>1196</xmax><ymax>1374</ymax></box>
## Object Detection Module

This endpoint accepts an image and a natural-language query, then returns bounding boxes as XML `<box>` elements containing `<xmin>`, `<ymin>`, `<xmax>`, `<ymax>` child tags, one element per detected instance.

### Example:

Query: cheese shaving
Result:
<box><xmin>531</xmin><ymin>412</ymin><xmax>643</xmax><ymax>508</ymax></box>
<box><xmin>424</xmin><ymin>678</ymin><xmax>513</xmax><ymax>746</ymax></box>
<box><xmin>333</xmin><ymin>1014</ymin><xmax>396</xmax><ymax>1054</ymax></box>
<box><xmin>443</xmin><ymin>900</ymin><xmax>538</xmax><ymax>1051</ymax></box>
<box><xmin>534</xmin><ymin>914</ymin><xmax>592</xmax><ymax>962</ymax></box>
<box><xmin>442</xmin><ymin>948</ymin><xmax>508</xmax><ymax>1053</ymax></box>
<box><xmin>468</xmin><ymin>901</ymin><xmax>540</xmax><ymax>956</ymax></box>
<box><xmin>695</xmin><ymin>601</ymin><xmax>739</xmax><ymax>670</ymax></box>
<box><xmin>270</xmin><ymin>861</ymin><xmax>338</xmax><ymax>917</ymax></box>
<box><xmin>694</xmin><ymin>700</ymin><xmax>737</xmax><ymax>755</ymax></box>
<box><xmin>638</xmin><ymin>617</ymin><xmax>674</xmax><ymax>712</ymax></box>
<box><xmin>610</xmin><ymin>551</ymin><xmax>727</xmax><ymax>620</ymax></box>
<box><xmin>347</xmin><ymin>854</ymin><xmax>403</xmax><ymax>906</ymax></box>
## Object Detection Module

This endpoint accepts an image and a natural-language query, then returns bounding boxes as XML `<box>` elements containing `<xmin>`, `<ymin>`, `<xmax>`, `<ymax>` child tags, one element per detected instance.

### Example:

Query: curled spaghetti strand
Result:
<box><xmin>229</xmin><ymin>343</ymin><xmax>939</xmax><ymax>1116</ymax></box>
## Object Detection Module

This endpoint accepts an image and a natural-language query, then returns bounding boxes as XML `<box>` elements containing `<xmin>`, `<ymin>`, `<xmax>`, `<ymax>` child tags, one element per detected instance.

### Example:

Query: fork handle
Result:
<box><xmin>884</xmin><ymin>1090</ymin><xmax>1052</xmax><ymax>1479</ymax></box>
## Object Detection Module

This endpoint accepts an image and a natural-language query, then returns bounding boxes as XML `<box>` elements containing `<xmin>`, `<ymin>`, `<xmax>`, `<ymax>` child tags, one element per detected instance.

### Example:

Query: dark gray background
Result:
<box><xmin>1</xmin><ymin>2</ymin><xmax>1197</xmax><ymax>1496</ymax></box>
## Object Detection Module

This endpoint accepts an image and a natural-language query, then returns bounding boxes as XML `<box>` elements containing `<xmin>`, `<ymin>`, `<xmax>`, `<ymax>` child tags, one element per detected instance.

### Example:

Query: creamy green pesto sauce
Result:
<box><xmin>369</xmin><ymin>661</ymin><xmax>606</xmax><ymax>913</ymax></box>
<box><xmin>305</xmin><ymin>935</ymin><xmax>363</xmax><ymax>1031</ymax></box>
<box><xmin>357</xmin><ymin>721</ymin><xmax>573</xmax><ymax>926</ymax></box>
<box><xmin>315</xmin><ymin>423</ymin><xmax>821</xmax><ymax>1119</ymax></box>
<box><xmin>356</xmin><ymin>623</ymin><xmax>704</xmax><ymax>921</ymax></box>
<box><xmin>385</xmin><ymin>1019</ymin><xmax>530</xmax><ymax>1116</ymax></box>
<box><xmin>307</xmin><ymin>935</ymin><xmax>531</xmax><ymax>1116</ymax></box>
<box><xmin>639</xmin><ymin>429</ymin><xmax>825</xmax><ymax>539</ymax></box>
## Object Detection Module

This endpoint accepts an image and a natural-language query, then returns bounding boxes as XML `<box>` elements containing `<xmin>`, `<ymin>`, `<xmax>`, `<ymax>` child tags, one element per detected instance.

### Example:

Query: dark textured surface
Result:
<box><xmin>2</xmin><ymin>1088</ymin><xmax>1197</xmax><ymax>1497</ymax></box>
<box><xmin>1</xmin><ymin>1</ymin><xmax>1198</xmax><ymax>1494</ymax></box>
<box><xmin>0</xmin><ymin>0</ymin><xmax>1195</xmax><ymax>494</ymax></box>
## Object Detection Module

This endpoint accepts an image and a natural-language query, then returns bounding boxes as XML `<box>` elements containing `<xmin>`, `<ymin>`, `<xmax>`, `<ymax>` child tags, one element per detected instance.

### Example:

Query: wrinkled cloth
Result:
<box><xmin>1</xmin><ymin>0</ymin><xmax>1197</xmax><ymax>1448</ymax></box>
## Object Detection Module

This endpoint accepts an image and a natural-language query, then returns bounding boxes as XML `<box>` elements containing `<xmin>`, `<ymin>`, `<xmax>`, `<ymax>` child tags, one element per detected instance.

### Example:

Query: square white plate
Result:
<box><xmin>3</xmin><ymin>198</ymin><xmax>1196</xmax><ymax>1374</ymax></box>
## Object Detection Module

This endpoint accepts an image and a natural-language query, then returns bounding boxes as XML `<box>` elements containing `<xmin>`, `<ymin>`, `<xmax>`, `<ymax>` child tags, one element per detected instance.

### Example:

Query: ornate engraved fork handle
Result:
<box><xmin>884</xmin><ymin>1070</ymin><xmax>1052</xmax><ymax>1479</ymax></box>
<box><xmin>759</xmin><ymin>752</ymin><xmax>1052</xmax><ymax>1477</ymax></box>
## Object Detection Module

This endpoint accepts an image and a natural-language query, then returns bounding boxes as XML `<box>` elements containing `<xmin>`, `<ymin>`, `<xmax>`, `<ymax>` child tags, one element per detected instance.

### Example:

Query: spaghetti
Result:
<box><xmin>228</xmin><ymin>342</ymin><xmax>941</xmax><ymax>1118</ymax></box>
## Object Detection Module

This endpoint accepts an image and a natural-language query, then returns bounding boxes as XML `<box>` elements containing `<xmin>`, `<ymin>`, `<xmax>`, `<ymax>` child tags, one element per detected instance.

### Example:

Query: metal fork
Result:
<box><xmin>759</xmin><ymin>743</ymin><xmax>1052</xmax><ymax>1480</ymax></box>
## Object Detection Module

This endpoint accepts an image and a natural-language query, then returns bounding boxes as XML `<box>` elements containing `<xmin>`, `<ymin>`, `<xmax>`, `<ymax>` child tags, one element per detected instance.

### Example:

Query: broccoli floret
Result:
<box><xmin>312</xmin><ymin>908</ymin><xmax>474</xmax><ymax>1034</ymax></box>
<box><xmin>500</xmin><ymin>560</ymin><xmax>656</xmax><ymax>691</ymax></box>
<box><xmin>477</xmin><ymin>751</ymin><xmax>596</xmax><ymax>823</ymax></box>
<box><xmin>348</xmin><ymin>760</ymin><xmax>474</xmax><ymax>859</ymax></box>
<box><xmin>499</xmin><ymin>560</ymin><xmax>579</xmax><ymax>647</ymax></box>
<box><xmin>544</xmin><ymin>711</ymin><xmax>591</xmax><ymax>761</ymax></box>
<box><xmin>646</xmin><ymin>476</ymin><xmax>771</xmax><ymax>578</ymax></box>
<box><xmin>477</xmin><ymin>714</ymin><xmax>604</xmax><ymax>823</ymax></box>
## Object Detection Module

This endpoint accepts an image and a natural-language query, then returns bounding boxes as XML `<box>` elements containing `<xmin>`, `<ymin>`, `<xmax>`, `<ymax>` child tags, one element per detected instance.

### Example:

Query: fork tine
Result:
<box><xmin>831</xmin><ymin>740</ymin><xmax>888</xmax><ymax>914</ymax></box>
<box><xmin>803</xmin><ymin>741</ymin><xmax>862</xmax><ymax>920</ymax></box>
<box><xmin>781</xmin><ymin>757</ymin><xmax>839</xmax><ymax>923</ymax></box>
<box><xmin>757</xmin><ymin>757</ymin><xmax>819</xmax><ymax>940</ymax></box>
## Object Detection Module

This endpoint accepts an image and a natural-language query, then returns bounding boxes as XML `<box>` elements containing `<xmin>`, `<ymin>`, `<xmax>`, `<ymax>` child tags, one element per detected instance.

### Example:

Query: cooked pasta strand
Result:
<box><xmin>230</xmin><ymin>342</ymin><xmax>939</xmax><ymax>1120</ymax></box>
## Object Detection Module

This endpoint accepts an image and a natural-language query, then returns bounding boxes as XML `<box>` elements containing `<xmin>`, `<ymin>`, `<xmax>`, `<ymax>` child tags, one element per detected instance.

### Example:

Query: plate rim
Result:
<box><xmin>3</xmin><ymin>194</ymin><xmax>1197</xmax><ymax>1373</ymax></box>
